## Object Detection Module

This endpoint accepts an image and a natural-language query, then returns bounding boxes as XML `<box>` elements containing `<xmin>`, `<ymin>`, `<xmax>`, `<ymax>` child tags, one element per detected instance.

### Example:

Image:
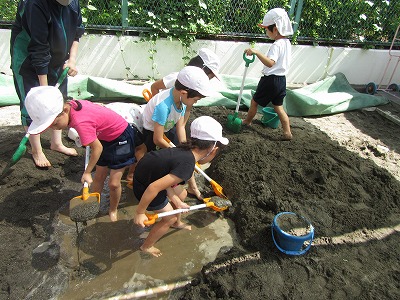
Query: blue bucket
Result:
<box><xmin>271</xmin><ymin>212</ymin><xmax>314</xmax><ymax>256</ymax></box>
<box><xmin>261</xmin><ymin>107</ymin><xmax>280</xmax><ymax>128</ymax></box>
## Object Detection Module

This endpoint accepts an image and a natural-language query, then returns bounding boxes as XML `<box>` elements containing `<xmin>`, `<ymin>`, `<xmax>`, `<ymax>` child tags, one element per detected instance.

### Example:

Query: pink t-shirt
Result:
<box><xmin>68</xmin><ymin>100</ymin><xmax>128</xmax><ymax>146</ymax></box>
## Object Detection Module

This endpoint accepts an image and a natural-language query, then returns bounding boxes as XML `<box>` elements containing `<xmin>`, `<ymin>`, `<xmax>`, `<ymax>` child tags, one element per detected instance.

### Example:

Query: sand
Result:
<box><xmin>0</xmin><ymin>101</ymin><xmax>399</xmax><ymax>299</ymax></box>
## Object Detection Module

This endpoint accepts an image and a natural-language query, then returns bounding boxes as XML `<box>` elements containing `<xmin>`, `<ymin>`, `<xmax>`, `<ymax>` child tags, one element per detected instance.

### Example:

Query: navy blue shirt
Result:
<box><xmin>10</xmin><ymin>0</ymin><xmax>84</xmax><ymax>78</ymax></box>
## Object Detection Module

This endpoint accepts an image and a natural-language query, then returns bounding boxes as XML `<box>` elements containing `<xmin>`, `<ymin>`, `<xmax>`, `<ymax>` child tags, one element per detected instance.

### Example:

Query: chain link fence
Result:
<box><xmin>1</xmin><ymin>0</ymin><xmax>399</xmax><ymax>47</ymax></box>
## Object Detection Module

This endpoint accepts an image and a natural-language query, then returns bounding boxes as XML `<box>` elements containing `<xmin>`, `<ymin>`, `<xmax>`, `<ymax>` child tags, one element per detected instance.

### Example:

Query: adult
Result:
<box><xmin>10</xmin><ymin>0</ymin><xmax>85</xmax><ymax>167</ymax></box>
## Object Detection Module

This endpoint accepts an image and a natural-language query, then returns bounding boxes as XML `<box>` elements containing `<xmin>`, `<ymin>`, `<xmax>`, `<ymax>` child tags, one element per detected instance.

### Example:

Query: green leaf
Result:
<box><xmin>87</xmin><ymin>5</ymin><xmax>97</xmax><ymax>11</ymax></box>
<box><xmin>199</xmin><ymin>0</ymin><xmax>207</xmax><ymax>9</ymax></box>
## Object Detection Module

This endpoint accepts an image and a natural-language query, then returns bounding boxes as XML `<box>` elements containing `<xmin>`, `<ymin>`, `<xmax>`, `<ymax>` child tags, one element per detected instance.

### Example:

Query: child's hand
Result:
<box><xmin>244</xmin><ymin>48</ymin><xmax>258</xmax><ymax>56</ymax></box>
<box><xmin>134</xmin><ymin>212</ymin><xmax>148</xmax><ymax>228</ymax></box>
<box><xmin>81</xmin><ymin>172</ymin><xmax>93</xmax><ymax>185</ymax></box>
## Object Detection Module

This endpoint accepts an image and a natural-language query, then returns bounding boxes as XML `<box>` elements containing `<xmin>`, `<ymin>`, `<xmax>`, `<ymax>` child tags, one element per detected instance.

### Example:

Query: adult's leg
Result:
<box><xmin>50</xmin><ymin>129</ymin><xmax>78</xmax><ymax>156</ymax></box>
<box><xmin>27</xmin><ymin>130</ymin><xmax>51</xmax><ymax>168</ymax></box>
<box><xmin>17</xmin><ymin>77</ymin><xmax>53</xmax><ymax>167</ymax></box>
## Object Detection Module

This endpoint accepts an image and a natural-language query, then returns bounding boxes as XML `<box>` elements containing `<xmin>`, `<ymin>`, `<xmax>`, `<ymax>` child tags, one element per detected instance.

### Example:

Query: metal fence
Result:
<box><xmin>1</xmin><ymin>0</ymin><xmax>399</xmax><ymax>47</ymax></box>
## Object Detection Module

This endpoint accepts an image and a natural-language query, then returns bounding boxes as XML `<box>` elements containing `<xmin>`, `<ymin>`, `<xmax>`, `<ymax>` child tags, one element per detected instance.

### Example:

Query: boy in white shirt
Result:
<box><xmin>243</xmin><ymin>8</ymin><xmax>293</xmax><ymax>141</ymax></box>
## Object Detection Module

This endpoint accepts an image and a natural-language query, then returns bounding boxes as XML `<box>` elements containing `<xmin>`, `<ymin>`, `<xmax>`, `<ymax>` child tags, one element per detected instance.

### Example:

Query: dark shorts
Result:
<box><xmin>142</xmin><ymin>127</ymin><xmax>178</xmax><ymax>152</ymax></box>
<box><xmin>133</xmin><ymin>177</ymin><xmax>169</xmax><ymax>211</ymax></box>
<box><xmin>132</xmin><ymin>125</ymin><xmax>145</xmax><ymax>147</ymax></box>
<box><xmin>165</xmin><ymin>126</ymin><xmax>179</xmax><ymax>145</ymax></box>
<box><xmin>253</xmin><ymin>75</ymin><xmax>286</xmax><ymax>107</ymax></box>
<box><xmin>97</xmin><ymin>124</ymin><xmax>137</xmax><ymax>169</ymax></box>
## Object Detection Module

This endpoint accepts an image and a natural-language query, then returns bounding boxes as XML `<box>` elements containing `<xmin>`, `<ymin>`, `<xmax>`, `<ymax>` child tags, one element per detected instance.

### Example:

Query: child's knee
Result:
<box><xmin>108</xmin><ymin>180</ymin><xmax>121</xmax><ymax>191</ymax></box>
<box><xmin>164</xmin><ymin>215</ymin><xmax>178</xmax><ymax>226</ymax></box>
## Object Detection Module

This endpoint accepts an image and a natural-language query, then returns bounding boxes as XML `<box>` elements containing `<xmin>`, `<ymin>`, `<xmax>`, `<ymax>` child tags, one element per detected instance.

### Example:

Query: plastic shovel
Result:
<box><xmin>69</xmin><ymin>146</ymin><xmax>101</xmax><ymax>222</ymax></box>
<box><xmin>143</xmin><ymin>197</ymin><xmax>232</xmax><ymax>226</ymax></box>
<box><xmin>226</xmin><ymin>52</ymin><xmax>255</xmax><ymax>133</ymax></box>
<box><xmin>142</xmin><ymin>89</ymin><xmax>152</xmax><ymax>101</ymax></box>
<box><xmin>0</xmin><ymin>68</ymin><xmax>69</xmax><ymax>178</ymax></box>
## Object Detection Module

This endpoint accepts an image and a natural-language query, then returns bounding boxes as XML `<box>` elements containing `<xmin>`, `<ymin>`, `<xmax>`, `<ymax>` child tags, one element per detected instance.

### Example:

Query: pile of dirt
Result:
<box><xmin>0</xmin><ymin>102</ymin><xmax>399</xmax><ymax>299</ymax></box>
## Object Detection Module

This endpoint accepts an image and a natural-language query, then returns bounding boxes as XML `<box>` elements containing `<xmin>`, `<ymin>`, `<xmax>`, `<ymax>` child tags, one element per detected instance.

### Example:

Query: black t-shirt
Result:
<box><xmin>134</xmin><ymin>147</ymin><xmax>195</xmax><ymax>189</ymax></box>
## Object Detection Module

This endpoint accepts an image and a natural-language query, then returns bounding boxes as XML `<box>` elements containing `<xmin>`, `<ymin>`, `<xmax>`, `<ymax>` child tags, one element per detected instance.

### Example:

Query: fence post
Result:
<box><xmin>289</xmin><ymin>0</ymin><xmax>296</xmax><ymax>17</ymax></box>
<box><xmin>289</xmin><ymin>0</ymin><xmax>303</xmax><ymax>35</ymax></box>
<box><xmin>121</xmin><ymin>0</ymin><xmax>128</xmax><ymax>29</ymax></box>
<box><xmin>293</xmin><ymin>0</ymin><xmax>303</xmax><ymax>34</ymax></box>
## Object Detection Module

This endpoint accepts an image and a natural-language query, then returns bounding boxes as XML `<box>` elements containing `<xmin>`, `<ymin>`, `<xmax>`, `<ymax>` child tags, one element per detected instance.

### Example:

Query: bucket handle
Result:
<box><xmin>271</xmin><ymin>223</ymin><xmax>314</xmax><ymax>256</ymax></box>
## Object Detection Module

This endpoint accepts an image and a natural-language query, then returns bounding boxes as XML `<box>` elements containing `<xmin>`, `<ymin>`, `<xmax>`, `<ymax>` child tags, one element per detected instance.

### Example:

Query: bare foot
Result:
<box><xmin>109</xmin><ymin>210</ymin><xmax>118</xmax><ymax>222</ymax></box>
<box><xmin>140</xmin><ymin>245</ymin><xmax>162</xmax><ymax>257</ymax></box>
<box><xmin>282</xmin><ymin>133</ymin><xmax>293</xmax><ymax>141</ymax></box>
<box><xmin>32</xmin><ymin>151</ymin><xmax>51</xmax><ymax>168</ymax></box>
<box><xmin>50</xmin><ymin>144</ymin><xmax>78</xmax><ymax>156</ymax></box>
<box><xmin>171</xmin><ymin>222</ymin><xmax>192</xmax><ymax>230</ymax></box>
<box><xmin>187</xmin><ymin>187</ymin><xmax>202</xmax><ymax>201</ymax></box>
<box><xmin>242</xmin><ymin>120</ymin><xmax>252</xmax><ymax>126</ymax></box>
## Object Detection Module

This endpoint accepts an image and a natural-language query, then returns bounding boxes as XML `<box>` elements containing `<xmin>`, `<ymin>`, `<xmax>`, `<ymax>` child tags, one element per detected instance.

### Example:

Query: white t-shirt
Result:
<box><xmin>142</xmin><ymin>88</ymin><xmax>186</xmax><ymax>132</ymax></box>
<box><xmin>262</xmin><ymin>38</ymin><xmax>291</xmax><ymax>76</ymax></box>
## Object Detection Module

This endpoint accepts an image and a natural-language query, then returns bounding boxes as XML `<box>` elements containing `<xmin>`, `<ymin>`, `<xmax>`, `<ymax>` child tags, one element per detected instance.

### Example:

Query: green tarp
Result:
<box><xmin>283</xmin><ymin>72</ymin><xmax>389</xmax><ymax>116</ymax></box>
<box><xmin>0</xmin><ymin>73</ymin><xmax>20</xmax><ymax>107</ymax></box>
<box><xmin>0</xmin><ymin>72</ymin><xmax>388</xmax><ymax>116</ymax></box>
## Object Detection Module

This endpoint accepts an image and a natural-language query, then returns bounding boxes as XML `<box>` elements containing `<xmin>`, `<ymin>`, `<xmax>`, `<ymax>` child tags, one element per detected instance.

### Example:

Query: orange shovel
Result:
<box><xmin>143</xmin><ymin>197</ymin><xmax>232</xmax><ymax>226</ymax></box>
<box><xmin>69</xmin><ymin>146</ymin><xmax>101</xmax><ymax>222</ymax></box>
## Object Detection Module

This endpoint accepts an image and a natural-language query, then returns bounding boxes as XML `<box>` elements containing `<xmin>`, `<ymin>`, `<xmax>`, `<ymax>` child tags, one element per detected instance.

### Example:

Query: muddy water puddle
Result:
<box><xmin>57</xmin><ymin>187</ymin><xmax>236</xmax><ymax>299</ymax></box>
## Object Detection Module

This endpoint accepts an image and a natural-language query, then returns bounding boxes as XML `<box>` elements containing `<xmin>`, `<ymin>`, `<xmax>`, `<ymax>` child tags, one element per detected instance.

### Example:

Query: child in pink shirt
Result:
<box><xmin>25</xmin><ymin>86</ymin><xmax>145</xmax><ymax>222</ymax></box>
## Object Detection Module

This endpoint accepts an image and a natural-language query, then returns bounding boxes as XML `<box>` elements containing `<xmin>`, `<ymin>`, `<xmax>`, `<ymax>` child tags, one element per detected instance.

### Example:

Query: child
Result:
<box><xmin>242</xmin><ymin>8</ymin><xmax>293</xmax><ymax>141</ymax></box>
<box><xmin>150</xmin><ymin>48</ymin><xmax>221</xmax><ymax>99</ymax></box>
<box><xmin>142</xmin><ymin>66</ymin><xmax>213</xmax><ymax>151</ymax></box>
<box><xmin>133</xmin><ymin>116</ymin><xmax>229</xmax><ymax>257</ymax></box>
<box><xmin>25</xmin><ymin>85</ymin><xmax>145</xmax><ymax>222</ymax></box>
<box><xmin>142</xmin><ymin>66</ymin><xmax>214</xmax><ymax>199</ymax></box>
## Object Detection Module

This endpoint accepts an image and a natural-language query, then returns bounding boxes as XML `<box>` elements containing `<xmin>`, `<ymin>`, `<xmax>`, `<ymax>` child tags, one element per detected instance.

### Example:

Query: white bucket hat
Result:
<box><xmin>25</xmin><ymin>86</ymin><xmax>64</xmax><ymax>134</ymax></box>
<box><xmin>190</xmin><ymin>116</ymin><xmax>229</xmax><ymax>145</ymax></box>
<box><xmin>259</xmin><ymin>8</ymin><xmax>293</xmax><ymax>36</ymax></box>
<box><xmin>198</xmin><ymin>48</ymin><xmax>221</xmax><ymax>80</ymax></box>
<box><xmin>177</xmin><ymin>66</ymin><xmax>214</xmax><ymax>97</ymax></box>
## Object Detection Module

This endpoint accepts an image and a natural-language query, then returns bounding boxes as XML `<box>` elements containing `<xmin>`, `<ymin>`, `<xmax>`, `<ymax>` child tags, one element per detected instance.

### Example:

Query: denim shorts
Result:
<box><xmin>97</xmin><ymin>124</ymin><xmax>136</xmax><ymax>169</ymax></box>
